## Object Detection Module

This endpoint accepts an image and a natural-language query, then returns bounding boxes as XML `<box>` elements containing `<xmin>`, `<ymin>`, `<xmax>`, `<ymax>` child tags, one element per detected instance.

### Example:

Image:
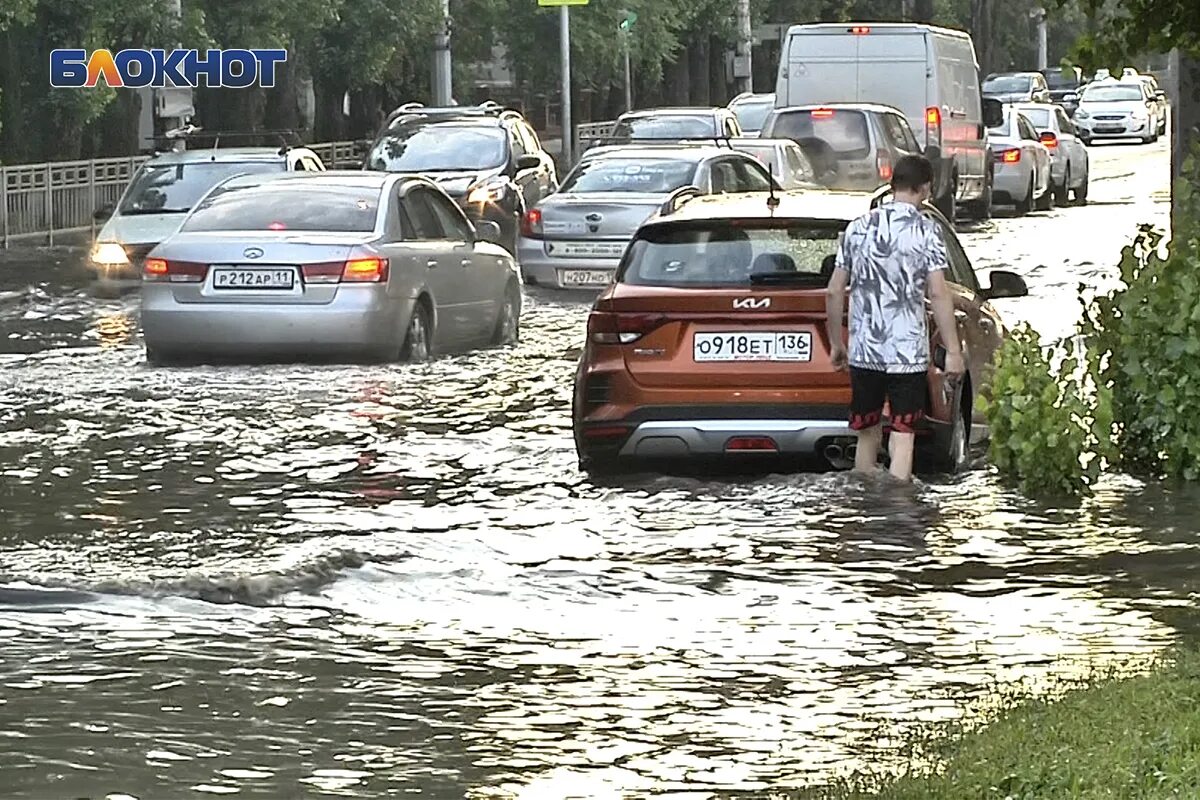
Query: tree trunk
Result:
<box><xmin>313</xmin><ymin>80</ymin><xmax>348</xmax><ymax>142</ymax></box>
<box><xmin>688</xmin><ymin>37</ymin><xmax>710</xmax><ymax>106</ymax></box>
<box><xmin>0</xmin><ymin>29</ymin><xmax>28</xmax><ymax>163</ymax></box>
<box><xmin>665</xmin><ymin>46</ymin><xmax>690</xmax><ymax>106</ymax></box>
<box><xmin>913</xmin><ymin>0</ymin><xmax>935</xmax><ymax>23</ymax></box>
<box><xmin>710</xmin><ymin>35</ymin><xmax>728</xmax><ymax>103</ymax></box>
<box><xmin>1172</xmin><ymin>52</ymin><xmax>1200</xmax><ymax>234</ymax></box>
<box><xmin>971</xmin><ymin>0</ymin><xmax>994</xmax><ymax>76</ymax></box>
<box><xmin>263</xmin><ymin>56</ymin><xmax>302</xmax><ymax>136</ymax></box>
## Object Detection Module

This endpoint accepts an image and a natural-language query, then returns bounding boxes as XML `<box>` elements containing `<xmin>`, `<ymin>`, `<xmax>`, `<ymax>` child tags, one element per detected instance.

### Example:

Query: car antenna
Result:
<box><xmin>767</xmin><ymin>162</ymin><xmax>780</xmax><ymax>211</ymax></box>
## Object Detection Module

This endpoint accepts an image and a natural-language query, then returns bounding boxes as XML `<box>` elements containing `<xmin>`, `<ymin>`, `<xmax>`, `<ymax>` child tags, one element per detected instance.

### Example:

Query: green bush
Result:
<box><xmin>1082</xmin><ymin>155</ymin><xmax>1200</xmax><ymax>480</ymax></box>
<box><xmin>980</xmin><ymin>325</ymin><xmax>1099</xmax><ymax>497</ymax></box>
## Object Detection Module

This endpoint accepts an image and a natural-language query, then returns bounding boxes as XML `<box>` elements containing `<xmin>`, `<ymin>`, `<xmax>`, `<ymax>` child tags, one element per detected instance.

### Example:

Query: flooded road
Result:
<box><xmin>0</xmin><ymin>138</ymin><xmax>1189</xmax><ymax>798</ymax></box>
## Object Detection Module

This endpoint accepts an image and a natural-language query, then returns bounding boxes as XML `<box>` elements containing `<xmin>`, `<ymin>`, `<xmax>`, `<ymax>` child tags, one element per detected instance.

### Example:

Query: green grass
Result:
<box><xmin>773</xmin><ymin>649</ymin><xmax>1200</xmax><ymax>800</ymax></box>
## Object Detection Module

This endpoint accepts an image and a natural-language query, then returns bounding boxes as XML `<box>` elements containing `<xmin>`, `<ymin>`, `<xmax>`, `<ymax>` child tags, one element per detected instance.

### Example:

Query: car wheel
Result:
<box><xmin>401</xmin><ymin>301</ymin><xmax>434</xmax><ymax>362</ymax></box>
<box><xmin>491</xmin><ymin>281</ymin><xmax>521</xmax><ymax>345</ymax></box>
<box><xmin>1035</xmin><ymin>178</ymin><xmax>1054</xmax><ymax>211</ymax></box>
<box><xmin>919</xmin><ymin>389</ymin><xmax>970</xmax><ymax>474</ymax></box>
<box><xmin>1054</xmin><ymin>167</ymin><xmax>1071</xmax><ymax>206</ymax></box>
<box><xmin>964</xmin><ymin>176</ymin><xmax>992</xmax><ymax>221</ymax></box>
<box><xmin>578</xmin><ymin>452</ymin><xmax>622</xmax><ymax>476</ymax></box>
<box><xmin>1015</xmin><ymin>177</ymin><xmax>1034</xmax><ymax>215</ymax></box>
<box><xmin>1074</xmin><ymin>173</ymin><xmax>1089</xmax><ymax>205</ymax></box>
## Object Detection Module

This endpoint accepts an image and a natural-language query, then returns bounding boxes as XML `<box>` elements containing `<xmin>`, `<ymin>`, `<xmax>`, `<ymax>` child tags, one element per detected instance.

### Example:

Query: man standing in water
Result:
<box><xmin>824</xmin><ymin>155</ymin><xmax>965</xmax><ymax>482</ymax></box>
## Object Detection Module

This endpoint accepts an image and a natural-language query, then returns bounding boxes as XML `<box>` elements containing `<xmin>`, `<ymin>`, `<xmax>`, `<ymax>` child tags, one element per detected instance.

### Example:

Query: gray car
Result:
<box><xmin>517</xmin><ymin>145</ymin><xmax>776</xmax><ymax>289</ymax></box>
<box><xmin>760</xmin><ymin>103</ymin><xmax>923</xmax><ymax>193</ymax></box>
<box><xmin>141</xmin><ymin>171</ymin><xmax>520</xmax><ymax>365</ymax></box>
<box><xmin>983</xmin><ymin>72</ymin><xmax>1052</xmax><ymax>104</ymax></box>
<box><xmin>727</xmin><ymin>138</ymin><xmax>819</xmax><ymax>189</ymax></box>
<box><xmin>1011</xmin><ymin>103</ymin><xmax>1090</xmax><ymax>205</ymax></box>
<box><xmin>609</xmin><ymin>107</ymin><xmax>743</xmax><ymax>142</ymax></box>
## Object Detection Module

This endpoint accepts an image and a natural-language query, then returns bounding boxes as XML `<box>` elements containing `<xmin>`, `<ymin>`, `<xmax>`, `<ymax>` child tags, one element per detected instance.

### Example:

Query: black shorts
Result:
<box><xmin>849</xmin><ymin>368</ymin><xmax>927</xmax><ymax>433</ymax></box>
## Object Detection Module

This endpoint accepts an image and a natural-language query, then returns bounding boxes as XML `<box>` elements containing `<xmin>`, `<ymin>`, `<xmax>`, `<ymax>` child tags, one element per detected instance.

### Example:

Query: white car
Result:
<box><xmin>1074</xmin><ymin>81</ymin><xmax>1162</xmax><ymax>144</ymax></box>
<box><xmin>987</xmin><ymin>108</ymin><xmax>1052</xmax><ymax>215</ymax></box>
<box><xmin>1011</xmin><ymin>103</ymin><xmax>1090</xmax><ymax>205</ymax></box>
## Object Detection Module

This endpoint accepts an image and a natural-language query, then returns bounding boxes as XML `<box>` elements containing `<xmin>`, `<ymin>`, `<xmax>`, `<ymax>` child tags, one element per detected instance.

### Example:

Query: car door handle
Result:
<box><xmin>426</xmin><ymin>259</ymin><xmax>438</xmax><ymax>269</ymax></box>
<box><xmin>460</xmin><ymin>259</ymin><xmax>472</xmax><ymax>267</ymax></box>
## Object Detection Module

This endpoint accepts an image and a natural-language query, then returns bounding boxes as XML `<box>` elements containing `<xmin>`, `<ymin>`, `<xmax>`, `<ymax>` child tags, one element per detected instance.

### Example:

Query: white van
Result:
<box><xmin>775</xmin><ymin>22</ymin><xmax>997</xmax><ymax>220</ymax></box>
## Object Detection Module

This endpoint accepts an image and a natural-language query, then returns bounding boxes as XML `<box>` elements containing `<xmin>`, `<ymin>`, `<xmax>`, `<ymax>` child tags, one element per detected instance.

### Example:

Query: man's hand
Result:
<box><xmin>830</xmin><ymin>342</ymin><xmax>849</xmax><ymax>371</ymax></box>
<box><xmin>943</xmin><ymin>350</ymin><xmax>965</xmax><ymax>383</ymax></box>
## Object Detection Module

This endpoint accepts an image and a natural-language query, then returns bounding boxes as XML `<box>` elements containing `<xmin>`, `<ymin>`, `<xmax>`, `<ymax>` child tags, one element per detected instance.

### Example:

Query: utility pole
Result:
<box><xmin>432</xmin><ymin>0</ymin><xmax>453</xmax><ymax>105</ymax></box>
<box><xmin>164</xmin><ymin>0</ymin><xmax>185</xmax><ymax>150</ymax></box>
<box><xmin>618</xmin><ymin>10</ymin><xmax>637</xmax><ymax>113</ymax></box>
<box><xmin>1034</xmin><ymin>7</ymin><xmax>1048</xmax><ymax>71</ymax></box>
<box><xmin>734</xmin><ymin>0</ymin><xmax>752</xmax><ymax>95</ymax></box>
<box><xmin>560</xmin><ymin>5</ymin><xmax>572</xmax><ymax>165</ymax></box>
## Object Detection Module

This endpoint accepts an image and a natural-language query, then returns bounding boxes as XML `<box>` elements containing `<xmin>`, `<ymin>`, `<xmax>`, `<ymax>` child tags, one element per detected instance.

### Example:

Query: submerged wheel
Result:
<box><xmin>402</xmin><ymin>302</ymin><xmax>433</xmax><ymax>362</ymax></box>
<box><xmin>492</xmin><ymin>282</ymin><xmax>521</xmax><ymax>345</ymax></box>
<box><xmin>1054</xmin><ymin>168</ymin><xmax>1071</xmax><ymax>206</ymax></box>
<box><xmin>919</xmin><ymin>389</ymin><xmax>970</xmax><ymax>474</ymax></box>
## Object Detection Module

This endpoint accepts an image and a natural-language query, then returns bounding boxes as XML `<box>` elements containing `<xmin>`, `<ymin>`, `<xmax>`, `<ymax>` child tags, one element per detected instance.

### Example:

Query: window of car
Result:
<box><xmin>768</xmin><ymin>109</ymin><xmax>872</xmax><ymax>160</ymax></box>
<box><xmin>119</xmin><ymin>160</ymin><xmax>282</xmax><ymax>214</ymax></box>
<box><xmin>1017</xmin><ymin>115</ymin><xmax>1039</xmax><ymax>141</ymax></box>
<box><xmin>619</xmin><ymin>221</ymin><xmax>843</xmax><ymax>287</ymax></box>
<box><xmin>880</xmin><ymin>113</ymin><xmax>920</xmax><ymax>152</ymax></box>
<box><xmin>613</xmin><ymin>114</ymin><xmax>719</xmax><ymax>140</ymax></box>
<box><xmin>926</xmin><ymin>214</ymin><xmax>980</xmax><ymax>293</ymax></box>
<box><xmin>181</xmin><ymin>185</ymin><xmax>381</xmax><ymax>233</ymax></box>
<box><xmin>367</xmin><ymin>125</ymin><xmax>508</xmax><ymax>172</ymax></box>
<box><xmin>784</xmin><ymin>145</ymin><xmax>817</xmax><ymax>185</ymax></box>
<box><xmin>1018</xmin><ymin>106</ymin><xmax>1053</xmax><ymax>131</ymax></box>
<box><xmin>507</xmin><ymin>124</ymin><xmax>528</xmax><ymax>159</ymax></box>
<box><xmin>300</xmin><ymin>156</ymin><xmax>324</xmax><ymax>172</ymax></box>
<box><xmin>559</xmin><ymin>157</ymin><xmax>699</xmax><ymax>194</ymax></box>
<box><xmin>402</xmin><ymin>187</ymin><xmax>445</xmax><ymax>239</ymax></box>
<box><xmin>517</xmin><ymin>122</ymin><xmax>542</xmax><ymax>154</ymax></box>
<box><xmin>731</xmin><ymin>158</ymin><xmax>773</xmax><ymax>192</ymax></box>
<box><xmin>1080</xmin><ymin>84</ymin><xmax>1145</xmax><ymax>103</ymax></box>
<box><xmin>709</xmin><ymin>160</ymin><xmax>741</xmax><ymax>193</ymax></box>
<box><xmin>730</xmin><ymin>99</ymin><xmax>774</xmax><ymax>132</ymax></box>
<box><xmin>983</xmin><ymin>75</ymin><xmax>1033</xmax><ymax>93</ymax></box>
<box><xmin>1055</xmin><ymin>107</ymin><xmax>1074</xmax><ymax>135</ymax></box>
<box><xmin>426</xmin><ymin>190</ymin><xmax>474</xmax><ymax>241</ymax></box>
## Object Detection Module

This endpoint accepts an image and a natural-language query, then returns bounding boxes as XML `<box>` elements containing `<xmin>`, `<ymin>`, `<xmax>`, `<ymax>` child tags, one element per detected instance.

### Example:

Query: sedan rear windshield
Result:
<box><xmin>182</xmin><ymin>187</ymin><xmax>381</xmax><ymax>232</ymax></box>
<box><xmin>730</xmin><ymin>100</ymin><xmax>774</xmax><ymax>132</ymax></box>
<box><xmin>1043</xmin><ymin>70</ymin><xmax>1079</xmax><ymax>89</ymax></box>
<box><xmin>559</xmin><ymin>158</ymin><xmax>699</xmax><ymax>194</ymax></box>
<box><xmin>766</xmin><ymin>110</ymin><xmax>871</xmax><ymax>160</ymax></box>
<box><xmin>614</xmin><ymin>115</ymin><xmax>718</xmax><ymax>139</ymax></box>
<box><xmin>1082</xmin><ymin>84</ymin><xmax>1144</xmax><ymax>102</ymax></box>
<box><xmin>120</xmin><ymin>161</ymin><xmax>282</xmax><ymax>215</ymax></box>
<box><xmin>1018</xmin><ymin>107</ymin><xmax>1053</xmax><ymax>129</ymax></box>
<box><xmin>620</xmin><ymin>222</ymin><xmax>843</xmax><ymax>288</ymax></box>
<box><xmin>984</xmin><ymin>75</ymin><xmax>1033</xmax><ymax>93</ymax></box>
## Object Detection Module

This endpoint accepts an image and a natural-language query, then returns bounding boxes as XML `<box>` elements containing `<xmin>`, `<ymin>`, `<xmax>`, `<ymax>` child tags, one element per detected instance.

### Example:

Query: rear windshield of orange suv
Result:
<box><xmin>620</xmin><ymin>222</ymin><xmax>844</xmax><ymax>288</ymax></box>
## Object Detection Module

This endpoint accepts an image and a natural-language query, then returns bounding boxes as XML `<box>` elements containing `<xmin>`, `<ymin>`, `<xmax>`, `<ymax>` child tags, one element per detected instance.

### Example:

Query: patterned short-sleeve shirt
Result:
<box><xmin>835</xmin><ymin>201</ymin><xmax>948</xmax><ymax>374</ymax></box>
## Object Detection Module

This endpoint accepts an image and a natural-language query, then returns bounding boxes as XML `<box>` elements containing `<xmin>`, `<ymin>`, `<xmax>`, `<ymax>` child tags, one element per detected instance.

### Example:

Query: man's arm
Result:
<box><xmin>825</xmin><ymin>267</ymin><xmax>850</xmax><ymax>370</ymax></box>
<box><xmin>928</xmin><ymin>271</ymin><xmax>965</xmax><ymax>378</ymax></box>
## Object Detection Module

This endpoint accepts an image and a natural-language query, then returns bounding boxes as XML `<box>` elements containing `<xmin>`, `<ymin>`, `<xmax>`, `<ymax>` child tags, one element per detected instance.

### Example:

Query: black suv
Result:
<box><xmin>364</xmin><ymin>102</ymin><xmax>558</xmax><ymax>254</ymax></box>
<box><xmin>1041</xmin><ymin>66</ymin><xmax>1086</xmax><ymax>117</ymax></box>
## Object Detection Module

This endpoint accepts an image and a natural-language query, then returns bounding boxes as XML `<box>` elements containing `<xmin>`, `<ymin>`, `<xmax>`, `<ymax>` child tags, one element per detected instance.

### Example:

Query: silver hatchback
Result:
<box><xmin>141</xmin><ymin>172</ymin><xmax>521</xmax><ymax>365</ymax></box>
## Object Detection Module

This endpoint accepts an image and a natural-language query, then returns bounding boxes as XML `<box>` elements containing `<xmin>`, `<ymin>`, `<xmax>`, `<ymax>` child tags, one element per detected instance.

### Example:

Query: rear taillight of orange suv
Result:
<box><xmin>586</xmin><ymin>311</ymin><xmax>666</xmax><ymax>345</ymax></box>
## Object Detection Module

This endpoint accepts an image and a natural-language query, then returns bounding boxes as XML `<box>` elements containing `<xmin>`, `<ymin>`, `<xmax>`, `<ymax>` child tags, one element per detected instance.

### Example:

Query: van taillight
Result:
<box><xmin>925</xmin><ymin>106</ymin><xmax>942</xmax><ymax>146</ymax></box>
<box><xmin>143</xmin><ymin>258</ymin><xmax>207</xmax><ymax>283</ymax></box>
<box><xmin>587</xmin><ymin>311</ymin><xmax>666</xmax><ymax>344</ymax></box>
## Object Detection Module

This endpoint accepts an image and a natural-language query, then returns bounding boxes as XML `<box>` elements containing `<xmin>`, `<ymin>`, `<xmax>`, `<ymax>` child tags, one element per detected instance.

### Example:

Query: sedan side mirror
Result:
<box><xmin>474</xmin><ymin>219</ymin><xmax>503</xmax><ymax>245</ymax></box>
<box><xmin>93</xmin><ymin>203</ymin><xmax>115</xmax><ymax>221</ymax></box>
<box><xmin>984</xmin><ymin>269</ymin><xmax>1028</xmax><ymax>300</ymax></box>
<box><xmin>516</xmin><ymin>154</ymin><xmax>542</xmax><ymax>171</ymax></box>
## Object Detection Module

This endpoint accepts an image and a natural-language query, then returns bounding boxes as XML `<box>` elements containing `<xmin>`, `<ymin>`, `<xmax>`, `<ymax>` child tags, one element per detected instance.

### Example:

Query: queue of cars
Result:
<box><xmin>89</xmin><ymin>21</ymin><xmax>1143</xmax><ymax>475</ymax></box>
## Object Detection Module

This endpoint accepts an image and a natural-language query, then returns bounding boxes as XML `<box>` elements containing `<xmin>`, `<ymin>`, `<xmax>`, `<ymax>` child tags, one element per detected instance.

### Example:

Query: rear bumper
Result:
<box><xmin>517</xmin><ymin>237</ymin><xmax>622</xmax><ymax>289</ymax></box>
<box><xmin>141</xmin><ymin>285</ymin><xmax>404</xmax><ymax>356</ymax></box>
<box><xmin>613</xmin><ymin>418</ymin><xmax>854</xmax><ymax>458</ymax></box>
<box><xmin>1076</xmin><ymin>118</ymin><xmax>1151</xmax><ymax>139</ymax></box>
<box><xmin>992</xmin><ymin>164</ymin><xmax>1029</xmax><ymax>201</ymax></box>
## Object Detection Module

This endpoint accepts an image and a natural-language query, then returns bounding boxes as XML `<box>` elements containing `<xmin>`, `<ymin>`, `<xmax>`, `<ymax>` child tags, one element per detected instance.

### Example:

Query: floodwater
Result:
<box><xmin>0</xmin><ymin>138</ymin><xmax>1188</xmax><ymax>799</ymax></box>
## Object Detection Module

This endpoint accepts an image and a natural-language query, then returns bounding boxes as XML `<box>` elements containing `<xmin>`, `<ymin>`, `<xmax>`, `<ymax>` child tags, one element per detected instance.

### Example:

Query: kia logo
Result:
<box><xmin>243</xmin><ymin>247</ymin><xmax>263</xmax><ymax>259</ymax></box>
<box><xmin>733</xmin><ymin>297</ymin><xmax>771</xmax><ymax>309</ymax></box>
<box><xmin>585</xmin><ymin>213</ymin><xmax>603</xmax><ymax>222</ymax></box>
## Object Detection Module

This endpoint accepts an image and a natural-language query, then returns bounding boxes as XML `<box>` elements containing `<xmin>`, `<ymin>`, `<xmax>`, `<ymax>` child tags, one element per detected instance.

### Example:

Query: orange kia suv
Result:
<box><xmin>571</xmin><ymin>188</ymin><xmax>1030</xmax><ymax>474</ymax></box>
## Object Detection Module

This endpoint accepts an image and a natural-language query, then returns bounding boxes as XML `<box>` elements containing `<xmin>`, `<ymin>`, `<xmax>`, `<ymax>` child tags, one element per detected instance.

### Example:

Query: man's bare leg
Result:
<box><xmin>888</xmin><ymin>431</ymin><xmax>916</xmax><ymax>482</ymax></box>
<box><xmin>854</xmin><ymin>425</ymin><xmax>882</xmax><ymax>473</ymax></box>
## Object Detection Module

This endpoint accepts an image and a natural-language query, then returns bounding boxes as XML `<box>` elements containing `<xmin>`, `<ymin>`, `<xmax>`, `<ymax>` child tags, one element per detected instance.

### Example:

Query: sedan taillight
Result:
<box><xmin>143</xmin><ymin>258</ymin><xmax>207</xmax><ymax>283</ymax></box>
<box><xmin>301</xmin><ymin>255</ymin><xmax>389</xmax><ymax>284</ymax></box>
<box><xmin>521</xmin><ymin>208</ymin><xmax>543</xmax><ymax>238</ymax></box>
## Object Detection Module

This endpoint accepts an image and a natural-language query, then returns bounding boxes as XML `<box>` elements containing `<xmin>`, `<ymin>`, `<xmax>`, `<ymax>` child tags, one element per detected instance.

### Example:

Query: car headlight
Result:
<box><xmin>91</xmin><ymin>242</ymin><xmax>129</xmax><ymax>266</ymax></box>
<box><xmin>466</xmin><ymin>181</ymin><xmax>508</xmax><ymax>205</ymax></box>
<box><xmin>1064</xmin><ymin>93</ymin><xmax>1078</xmax><ymax>102</ymax></box>
<box><xmin>1075</xmin><ymin>109</ymin><xmax>1090</xmax><ymax>120</ymax></box>
<box><xmin>1132</xmin><ymin>111</ymin><xmax>1148</xmax><ymax>121</ymax></box>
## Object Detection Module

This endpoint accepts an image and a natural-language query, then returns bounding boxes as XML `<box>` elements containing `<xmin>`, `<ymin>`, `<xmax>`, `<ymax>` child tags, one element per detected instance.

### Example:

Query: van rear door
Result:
<box><xmin>854</xmin><ymin>30</ymin><xmax>930</xmax><ymax>142</ymax></box>
<box><xmin>780</xmin><ymin>29</ymin><xmax>860</xmax><ymax>107</ymax></box>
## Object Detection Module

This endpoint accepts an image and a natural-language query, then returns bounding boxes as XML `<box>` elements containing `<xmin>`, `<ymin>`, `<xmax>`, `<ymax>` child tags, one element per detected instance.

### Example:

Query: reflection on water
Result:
<box><xmin>0</xmin><ymin>167</ymin><xmax>1190</xmax><ymax>800</ymax></box>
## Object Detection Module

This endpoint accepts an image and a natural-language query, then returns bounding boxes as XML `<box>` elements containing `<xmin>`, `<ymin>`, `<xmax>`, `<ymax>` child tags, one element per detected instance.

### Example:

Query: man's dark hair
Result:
<box><xmin>891</xmin><ymin>155</ymin><xmax>935</xmax><ymax>192</ymax></box>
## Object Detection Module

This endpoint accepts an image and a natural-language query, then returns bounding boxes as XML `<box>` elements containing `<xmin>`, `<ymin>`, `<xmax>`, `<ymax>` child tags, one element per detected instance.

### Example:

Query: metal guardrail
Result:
<box><xmin>574</xmin><ymin>120</ymin><xmax>617</xmax><ymax>160</ymax></box>
<box><xmin>1</xmin><ymin>139</ymin><xmax>371</xmax><ymax>247</ymax></box>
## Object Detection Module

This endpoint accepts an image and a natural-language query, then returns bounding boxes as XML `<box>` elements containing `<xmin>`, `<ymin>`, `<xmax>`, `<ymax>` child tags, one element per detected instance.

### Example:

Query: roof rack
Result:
<box><xmin>383</xmin><ymin>100</ymin><xmax>511</xmax><ymax>128</ymax></box>
<box><xmin>150</xmin><ymin>127</ymin><xmax>304</xmax><ymax>151</ymax></box>
<box><xmin>588</xmin><ymin>136</ymin><xmax>733</xmax><ymax>150</ymax></box>
<box><xmin>660</xmin><ymin>186</ymin><xmax>705</xmax><ymax>216</ymax></box>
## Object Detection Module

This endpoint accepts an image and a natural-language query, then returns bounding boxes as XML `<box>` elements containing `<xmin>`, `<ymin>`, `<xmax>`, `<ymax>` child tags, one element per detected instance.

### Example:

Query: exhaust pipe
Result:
<box><xmin>824</xmin><ymin>443</ymin><xmax>844</xmax><ymax>463</ymax></box>
<box><xmin>846</xmin><ymin>443</ymin><xmax>857</xmax><ymax>462</ymax></box>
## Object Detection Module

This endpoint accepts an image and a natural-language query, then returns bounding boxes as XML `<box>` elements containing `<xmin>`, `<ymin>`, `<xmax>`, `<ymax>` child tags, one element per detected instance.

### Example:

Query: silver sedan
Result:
<box><xmin>141</xmin><ymin>171</ymin><xmax>521</xmax><ymax>365</ymax></box>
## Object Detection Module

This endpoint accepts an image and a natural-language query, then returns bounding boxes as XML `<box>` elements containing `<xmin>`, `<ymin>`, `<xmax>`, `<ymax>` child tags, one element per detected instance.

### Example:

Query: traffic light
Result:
<box><xmin>618</xmin><ymin>9</ymin><xmax>637</xmax><ymax>32</ymax></box>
